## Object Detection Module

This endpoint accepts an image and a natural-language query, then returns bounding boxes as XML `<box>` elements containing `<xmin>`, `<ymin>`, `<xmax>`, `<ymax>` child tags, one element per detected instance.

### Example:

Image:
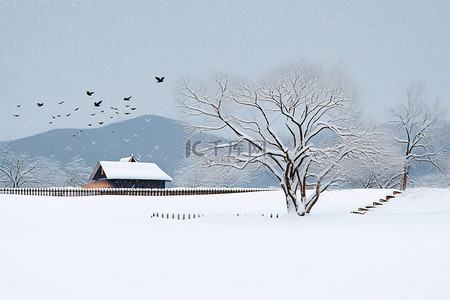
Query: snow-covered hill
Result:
<box><xmin>0</xmin><ymin>188</ymin><xmax>449</xmax><ymax>300</ymax></box>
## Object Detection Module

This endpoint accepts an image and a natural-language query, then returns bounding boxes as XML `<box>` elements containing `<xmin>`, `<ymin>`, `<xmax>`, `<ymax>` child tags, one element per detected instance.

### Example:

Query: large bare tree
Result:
<box><xmin>177</xmin><ymin>61</ymin><xmax>375</xmax><ymax>216</ymax></box>
<box><xmin>391</xmin><ymin>83</ymin><xmax>448</xmax><ymax>190</ymax></box>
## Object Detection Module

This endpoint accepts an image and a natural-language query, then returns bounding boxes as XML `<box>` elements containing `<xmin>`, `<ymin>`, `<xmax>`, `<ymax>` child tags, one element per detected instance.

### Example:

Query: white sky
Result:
<box><xmin>1</xmin><ymin>0</ymin><xmax>449</xmax><ymax>141</ymax></box>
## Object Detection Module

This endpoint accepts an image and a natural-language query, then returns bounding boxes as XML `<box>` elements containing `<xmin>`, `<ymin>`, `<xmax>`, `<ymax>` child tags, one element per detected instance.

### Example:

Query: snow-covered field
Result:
<box><xmin>0</xmin><ymin>188</ymin><xmax>449</xmax><ymax>300</ymax></box>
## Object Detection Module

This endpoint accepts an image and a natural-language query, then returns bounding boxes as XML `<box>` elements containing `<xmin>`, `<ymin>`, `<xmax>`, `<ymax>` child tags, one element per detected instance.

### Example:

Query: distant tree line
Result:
<box><xmin>0</xmin><ymin>147</ymin><xmax>91</xmax><ymax>188</ymax></box>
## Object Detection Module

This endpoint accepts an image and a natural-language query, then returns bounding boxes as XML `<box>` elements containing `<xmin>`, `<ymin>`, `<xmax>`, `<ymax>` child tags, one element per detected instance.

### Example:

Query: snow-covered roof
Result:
<box><xmin>89</xmin><ymin>161</ymin><xmax>172</xmax><ymax>181</ymax></box>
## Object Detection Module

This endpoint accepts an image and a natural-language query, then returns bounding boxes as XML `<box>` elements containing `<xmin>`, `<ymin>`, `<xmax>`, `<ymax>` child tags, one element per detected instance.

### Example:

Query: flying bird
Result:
<box><xmin>14</xmin><ymin>114</ymin><xmax>20</xmax><ymax>117</ymax></box>
<box><xmin>125</xmin><ymin>112</ymin><xmax>131</xmax><ymax>115</ymax></box>
<box><xmin>57</xmin><ymin>115</ymin><xmax>61</xmax><ymax>117</ymax></box>
<box><xmin>90</xmin><ymin>113</ymin><xmax>96</xmax><ymax>116</ymax></box>
<box><xmin>66</xmin><ymin>113</ymin><xmax>71</xmax><ymax>117</ymax></box>
<box><xmin>130</xmin><ymin>107</ymin><xmax>136</xmax><ymax>110</ymax></box>
<box><xmin>74</xmin><ymin>107</ymin><xmax>79</xmax><ymax>111</ymax></box>
<box><xmin>52</xmin><ymin>116</ymin><xmax>56</xmax><ymax>119</ymax></box>
<box><xmin>87</xmin><ymin>91</ymin><xmax>94</xmax><ymax>96</ymax></box>
<box><xmin>88</xmin><ymin>124</ymin><xmax>92</xmax><ymax>126</ymax></box>
<box><xmin>58</xmin><ymin>101</ymin><xmax>64</xmax><ymax>104</ymax></box>
<box><xmin>155</xmin><ymin>76</ymin><xmax>164</xmax><ymax>83</ymax></box>
<box><xmin>100</xmin><ymin>110</ymin><xmax>104</xmax><ymax>113</ymax></box>
<box><xmin>17</xmin><ymin>105</ymin><xmax>21</xmax><ymax>108</ymax></box>
<box><xmin>37</xmin><ymin>103</ymin><xmax>44</xmax><ymax>107</ymax></box>
<box><xmin>123</xmin><ymin>96</ymin><xmax>132</xmax><ymax>101</ymax></box>
<box><xmin>98</xmin><ymin>122</ymin><xmax>104</xmax><ymax>125</ymax></box>
<box><xmin>49</xmin><ymin>121</ymin><xmax>53</xmax><ymax>124</ymax></box>
<box><xmin>94</xmin><ymin>100</ymin><xmax>102</xmax><ymax>107</ymax></box>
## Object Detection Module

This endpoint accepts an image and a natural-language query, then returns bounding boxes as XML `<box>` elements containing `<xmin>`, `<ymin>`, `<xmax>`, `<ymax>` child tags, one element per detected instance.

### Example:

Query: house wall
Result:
<box><xmin>108</xmin><ymin>179</ymin><xmax>165</xmax><ymax>189</ymax></box>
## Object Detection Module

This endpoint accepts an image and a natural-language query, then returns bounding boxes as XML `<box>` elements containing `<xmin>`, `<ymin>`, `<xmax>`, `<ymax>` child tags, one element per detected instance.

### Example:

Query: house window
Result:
<box><xmin>101</xmin><ymin>167</ymin><xmax>104</xmax><ymax>176</ymax></box>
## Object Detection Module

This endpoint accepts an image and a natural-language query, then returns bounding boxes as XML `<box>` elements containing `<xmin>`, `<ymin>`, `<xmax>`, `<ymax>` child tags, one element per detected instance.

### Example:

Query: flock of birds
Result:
<box><xmin>12</xmin><ymin>76</ymin><xmax>165</xmax><ymax>133</ymax></box>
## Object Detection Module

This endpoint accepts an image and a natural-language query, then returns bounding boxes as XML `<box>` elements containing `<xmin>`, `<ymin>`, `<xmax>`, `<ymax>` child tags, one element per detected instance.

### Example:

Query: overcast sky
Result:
<box><xmin>1</xmin><ymin>0</ymin><xmax>449</xmax><ymax>141</ymax></box>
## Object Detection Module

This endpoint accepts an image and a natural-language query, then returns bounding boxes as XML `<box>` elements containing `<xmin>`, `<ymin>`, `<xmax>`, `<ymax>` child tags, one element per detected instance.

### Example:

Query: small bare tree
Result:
<box><xmin>30</xmin><ymin>157</ymin><xmax>66</xmax><ymax>188</ymax></box>
<box><xmin>391</xmin><ymin>83</ymin><xmax>448</xmax><ymax>190</ymax></box>
<box><xmin>0</xmin><ymin>151</ymin><xmax>37</xmax><ymax>188</ymax></box>
<box><xmin>337</xmin><ymin>128</ymin><xmax>405</xmax><ymax>189</ymax></box>
<box><xmin>65</xmin><ymin>156</ymin><xmax>91</xmax><ymax>187</ymax></box>
<box><xmin>177</xmin><ymin>61</ymin><xmax>374</xmax><ymax>216</ymax></box>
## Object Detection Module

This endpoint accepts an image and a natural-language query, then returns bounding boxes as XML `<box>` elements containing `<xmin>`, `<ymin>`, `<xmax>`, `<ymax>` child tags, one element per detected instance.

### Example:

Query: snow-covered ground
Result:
<box><xmin>0</xmin><ymin>188</ymin><xmax>449</xmax><ymax>300</ymax></box>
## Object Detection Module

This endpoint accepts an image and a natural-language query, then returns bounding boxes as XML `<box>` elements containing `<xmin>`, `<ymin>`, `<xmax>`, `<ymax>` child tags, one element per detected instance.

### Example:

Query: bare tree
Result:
<box><xmin>30</xmin><ymin>157</ymin><xmax>66</xmax><ymax>188</ymax></box>
<box><xmin>177</xmin><ymin>61</ymin><xmax>374</xmax><ymax>216</ymax></box>
<box><xmin>65</xmin><ymin>156</ymin><xmax>91</xmax><ymax>187</ymax></box>
<box><xmin>0</xmin><ymin>149</ymin><xmax>65</xmax><ymax>188</ymax></box>
<box><xmin>337</xmin><ymin>128</ymin><xmax>405</xmax><ymax>189</ymax></box>
<box><xmin>391</xmin><ymin>83</ymin><xmax>448</xmax><ymax>190</ymax></box>
<box><xmin>0</xmin><ymin>151</ymin><xmax>36</xmax><ymax>188</ymax></box>
<box><xmin>0</xmin><ymin>144</ymin><xmax>10</xmax><ymax>186</ymax></box>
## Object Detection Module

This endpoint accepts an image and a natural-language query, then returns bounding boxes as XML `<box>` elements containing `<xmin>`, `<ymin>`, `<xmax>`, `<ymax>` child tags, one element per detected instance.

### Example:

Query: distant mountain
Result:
<box><xmin>1</xmin><ymin>115</ymin><xmax>183</xmax><ymax>179</ymax></box>
<box><xmin>0</xmin><ymin>115</ymin><xmax>278</xmax><ymax>188</ymax></box>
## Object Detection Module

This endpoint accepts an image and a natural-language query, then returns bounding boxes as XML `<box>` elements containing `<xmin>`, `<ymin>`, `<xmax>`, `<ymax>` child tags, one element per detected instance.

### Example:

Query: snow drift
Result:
<box><xmin>0</xmin><ymin>188</ymin><xmax>449</xmax><ymax>300</ymax></box>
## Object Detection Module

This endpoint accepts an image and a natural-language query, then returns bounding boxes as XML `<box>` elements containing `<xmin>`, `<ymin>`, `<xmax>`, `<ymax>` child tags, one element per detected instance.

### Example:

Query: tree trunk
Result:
<box><xmin>305</xmin><ymin>182</ymin><xmax>321</xmax><ymax>214</ymax></box>
<box><xmin>281</xmin><ymin>183</ymin><xmax>305</xmax><ymax>216</ymax></box>
<box><xmin>401</xmin><ymin>167</ymin><xmax>408</xmax><ymax>191</ymax></box>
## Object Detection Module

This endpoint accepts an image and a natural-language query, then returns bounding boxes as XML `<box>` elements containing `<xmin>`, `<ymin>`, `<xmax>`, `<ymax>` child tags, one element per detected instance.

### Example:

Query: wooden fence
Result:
<box><xmin>0</xmin><ymin>187</ymin><xmax>278</xmax><ymax>197</ymax></box>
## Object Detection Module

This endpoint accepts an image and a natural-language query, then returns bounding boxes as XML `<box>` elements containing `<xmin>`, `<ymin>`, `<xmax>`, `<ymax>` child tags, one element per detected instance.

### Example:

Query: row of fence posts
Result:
<box><xmin>151</xmin><ymin>212</ymin><xmax>280</xmax><ymax>220</ymax></box>
<box><xmin>0</xmin><ymin>187</ymin><xmax>279</xmax><ymax>197</ymax></box>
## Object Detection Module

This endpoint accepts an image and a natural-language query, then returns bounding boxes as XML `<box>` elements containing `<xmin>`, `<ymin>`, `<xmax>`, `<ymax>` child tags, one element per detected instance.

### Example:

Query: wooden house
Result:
<box><xmin>83</xmin><ymin>156</ymin><xmax>172</xmax><ymax>189</ymax></box>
